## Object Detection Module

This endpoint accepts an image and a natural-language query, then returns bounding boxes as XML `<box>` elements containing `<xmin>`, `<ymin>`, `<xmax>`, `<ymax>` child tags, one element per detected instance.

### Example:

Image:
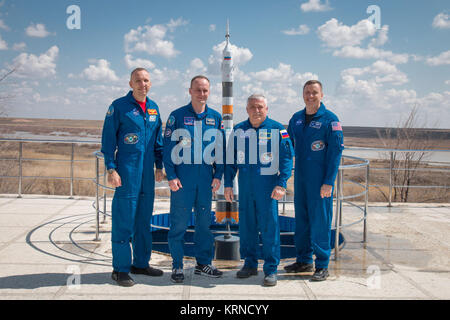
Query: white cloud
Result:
<box><xmin>282</xmin><ymin>24</ymin><xmax>310</xmax><ymax>35</ymax></box>
<box><xmin>124</xmin><ymin>54</ymin><xmax>155</xmax><ymax>70</ymax></box>
<box><xmin>12</xmin><ymin>42</ymin><xmax>26</xmax><ymax>51</ymax></box>
<box><xmin>250</xmin><ymin>63</ymin><xmax>316</xmax><ymax>85</ymax></box>
<box><xmin>333</xmin><ymin>46</ymin><xmax>409</xmax><ymax>64</ymax></box>
<box><xmin>317</xmin><ymin>18</ymin><xmax>377</xmax><ymax>48</ymax></box>
<box><xmin>25</xmin><ymin>23</ymin><xmax>52</xmax><ymax>38</ymax></box>
<box><xmin>318</xmin><ymin>20</ymin><xmax>412</xmax><ymax>64</ymax></box>
<box><xmin>124</xmin><ymin>19</ymin><xmax>187</xmax><ymax>58</ymax></box>
<box><xmin>166</xmin><ymin>18</ymin><xmax>188</xmax><ymax>32</ymax></box>
<box><xmin>81</xmin><ymin>59</ymin><xmax>119</xmax><ymax>81</ymax></box>
<box><xmin>11</xmin><ymin>46</ymin><xmax>59</xmax><ymax>78</ymax></box>
<box><xmin>432</xmin><ymin>12</ymin><xmax>450</xmax><ymax>29</ymax></box>
<box><xmin>188</xmin><ymin>58</ymin><xmax>207</xmax><ymax>74</ymax></box>
<box><xmin>370</xmin><ymin>25</ymin><xmax>389</xmax><ymax>47</ymax></box>
<box><xmin>0</xmin><ymin>19</ymin><xmax>9</xmax><ymax>31</ymax></box>
<box><xmin>0</xmin><ymin>35</ymin><xmax>6</xmax><ymax>50</ymax></box>
<box><xmin>340</xmin><ymin>60</ymin><xmax>409</xmax><ymax>87</ymax></box>
<box><xmin>208</xmin><ymin>41</ymin><xmax>253</xmax><ymax>75</ymax></box>
<box><xmin>300</xmin><ymin>0</ymin><xmax>331</xmax><ymax>12</ymax></box>
<box><xmin>426</xmin><ymin>50</ymin><xmax>450</xmax><ymax>66</ymax></box>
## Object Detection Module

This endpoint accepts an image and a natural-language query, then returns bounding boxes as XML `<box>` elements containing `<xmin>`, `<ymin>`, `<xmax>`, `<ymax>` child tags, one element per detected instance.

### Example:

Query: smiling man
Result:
<box><xmin>286</xmin><ymin>80</ymin><xmax>344</xmax><ymax>281</ymax></box>
<box><xmin>224</xmin><ymin>94</ymin><xmax>294</xmax><ymax>287</ymax></box>
<box><xmin>101</xmin><ymin>68</ymin><xmax>164</xmax><ymax>287</ymax></box>
<box><xmin>163</xmin><ymin>75</ymin><xmax>224</xmax><ymax>283</ymax></box>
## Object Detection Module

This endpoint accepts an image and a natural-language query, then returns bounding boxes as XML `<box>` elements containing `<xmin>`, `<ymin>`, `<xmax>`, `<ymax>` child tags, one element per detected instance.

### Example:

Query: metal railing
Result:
<box><xmin>333</xmin><ymin>155</ymin><xmax>370</xmax><ymax>259</ymax></box>
<box><xmin>0</xmin><ymin>138</ymin><xmax>100</xmax><ymax>198</ymax></box>
<box><xmin>1</xmin><ymin>138</ymin><xmax>448</xmax><ymax>257</ymax></box>
<box><xmin>344</xmin><ymin>147</ymin><xmax>450</xmax><ymax>206</ymax></box>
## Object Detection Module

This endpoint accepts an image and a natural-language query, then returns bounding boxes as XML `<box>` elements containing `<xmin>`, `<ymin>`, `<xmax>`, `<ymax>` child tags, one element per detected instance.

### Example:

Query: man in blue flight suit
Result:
<box><xmin>101</xmin><ymin>68</ymin><xmax>164</xmax><ymax>287</ymax></box>
<box><xmin>224</xmin><ymin>94</ymin><xmax>294</xmax><ymax>287</ymax></box>
<box><xmin>163</xmin><ymin>75</ymin><xmax>224</xmax><ymax>283</ymax></box>
<box><xmin>285</xmin><ymin>80</ymin><xmax>344</xmax><ymax>281</ymax></box>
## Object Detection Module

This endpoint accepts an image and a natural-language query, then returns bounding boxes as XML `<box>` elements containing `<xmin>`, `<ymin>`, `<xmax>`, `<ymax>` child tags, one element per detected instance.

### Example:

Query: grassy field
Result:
<box><xmin>0</xmin><ymin>117</ymin><xmax>449</xmax><ymax>203</ymax></box>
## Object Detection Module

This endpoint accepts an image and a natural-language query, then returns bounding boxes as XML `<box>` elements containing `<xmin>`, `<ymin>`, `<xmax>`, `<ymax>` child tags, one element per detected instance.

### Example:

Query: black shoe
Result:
<box><xmin>194</xmin><ymin>264</ymin><xmax>223</xmax><ymax>278</ymax></box>
<box><xmin>263</xmin><ymin>274</ymin><xmax>277</xmax><ymax>287</ymax></box>
<box><xmin>130</xmin><ymin>265</ymin><xmax>163</xmax><ymax>277</ymax></box>
<box><xmin>171</xmin><ymin>268</ymin><xmax>184</xmax><ymax>283</ymax></box>
<box><xmin>111</xmin><ymin>271</ymin><xmax>135</xmax><ymax>287</ymax></box>
<box><xmin>284</xmin><ymin>262</ymin><xmax>314</xmax><ymax>273</ymax></box>
<box><xmin>311</xmin><ymin>268</ymin><xmax>329</xmax><ymax>281</ymax></box>
<box><xmin>236</xmin><ymin>267</ymin><xmax>258</xmax><ymax>279</ymax></box>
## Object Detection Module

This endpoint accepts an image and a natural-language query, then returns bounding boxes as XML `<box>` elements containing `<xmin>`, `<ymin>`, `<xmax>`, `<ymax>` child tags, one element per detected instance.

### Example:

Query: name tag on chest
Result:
<box><xmin>310</xmin><ymin>121</ymin><xmax>322</xmax><ymax>129</ymax></box>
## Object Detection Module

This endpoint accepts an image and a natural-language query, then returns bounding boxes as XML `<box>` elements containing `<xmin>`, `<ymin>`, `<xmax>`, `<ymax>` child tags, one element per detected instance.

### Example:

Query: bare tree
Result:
<box><xmin>377</xmin><ymin>106</ymin><xmax>435</xmax><ymax>202</ymax></box>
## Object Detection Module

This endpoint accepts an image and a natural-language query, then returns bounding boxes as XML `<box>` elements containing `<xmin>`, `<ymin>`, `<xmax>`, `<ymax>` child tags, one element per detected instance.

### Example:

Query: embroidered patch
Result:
<box><xmin>259</xmin><ymin>131</ymin><xmax>271</xmax><ymax>140</ymax></box>
<box><xmin>164</xmin><ymin>128</ymin><xmax>172</xmax><ymax>138</ymax></box>
<box><xmin>184</xmin><ymin>117</ymin><xmax>195</xmax><ymax>126</ymax></box>
<box><xmin>167</xmin><ymin>115</ymin><xmax>175</xmax><ymax>127</ymax></box>
<box><xmin>311</xmin><ymin>140</ymin><xmax>325</xmax><ymax>151</ymax></box>
<box><xmin>132</xmin><ymin>108</ymin><xmax>140</xmax><ymax>116</ymax></box>
<box><xmin>148</xmin><ymin>109</ymin><xmax>158</xmax><ymax>115</ymax></box>
<box><xmin>332</xmin><ymin>121</ymin><xmax>343</xmax><ymax>131</ymax></box>
<box><xmin>296</xmin><ymin>119</ymin><xmax>303</xmax><ymax>125</ymax></box>
<box><xmin>310</xmin><ymin>121</ymin><xmax>322</xmax><ymax>129</ymax></box>
<box><xmin>106</xmin><ymin>105</ymin><xmax>114</xmax><ymax>117</ymax></box>
<box><xmin>280</xmin><ymin>129</ymin><xmax>290</xmax><ymax>139</ymax></box>
<box><xmin>260</xmin><ymin>152</ymin><xmax>273</xmax><ymax>164</ymax></box>
<box><xmin>149</xmin><ymin>115</ymin><xmax>157</xmax><ymax>122</ymax></box>
<box><xmin>124</xmin><ymin>133</ymin><xmax>139</xmax><ymax>145</ymax></box>
<box><xmin>205</xmin><ymin>118</ymin><xmax>216</xmax><ymax>126</ymax></box>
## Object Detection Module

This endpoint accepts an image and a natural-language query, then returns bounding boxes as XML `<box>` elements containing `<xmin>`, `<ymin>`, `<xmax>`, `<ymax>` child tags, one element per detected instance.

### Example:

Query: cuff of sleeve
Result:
<box><xmin>276</xmin><ymin>181</ymin><xmax>287</xmax><ymax>189</ymax></box>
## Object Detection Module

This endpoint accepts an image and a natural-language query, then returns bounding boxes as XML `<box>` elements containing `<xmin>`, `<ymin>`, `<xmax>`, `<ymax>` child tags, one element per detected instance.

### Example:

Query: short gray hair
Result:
<box><xmin>247</xmin><ymin>94</ymin><xmax>267</xmax><ymax>106</ymax></box>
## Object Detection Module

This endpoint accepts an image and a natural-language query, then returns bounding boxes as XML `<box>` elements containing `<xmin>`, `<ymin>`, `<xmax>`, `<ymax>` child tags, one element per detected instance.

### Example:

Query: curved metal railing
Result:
<box><xmin>92</xmin><ymin>151</ymin><xmax>370</xmax><ymax>259</ymax></box>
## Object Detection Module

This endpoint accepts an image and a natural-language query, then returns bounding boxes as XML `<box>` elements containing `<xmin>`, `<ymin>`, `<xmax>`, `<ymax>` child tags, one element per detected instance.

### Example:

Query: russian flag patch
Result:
<box><xmin>280</xmin><ymin>129</ymin><xmax>290</xmax><ymax>139</ymax></box>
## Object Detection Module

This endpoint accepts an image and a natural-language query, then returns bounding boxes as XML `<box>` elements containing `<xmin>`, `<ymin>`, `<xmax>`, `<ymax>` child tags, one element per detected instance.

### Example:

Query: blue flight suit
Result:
<box><xmin>163</xmin><ymin>103</ymin><xmax>224</xmax><ymax>269</ymax></box>
<box><xmin>287</xmin><ymin>103</ymin><xmax>344</xmax><ymax>269</ymax></box>
<box><xmin>225</xmin><ymin>117</ymin><xmax>294</xmax><ymax>276</ymax></box>
<box><xmin>101</xmin><ymin>91</ymin><xmax>163</xmax><ymax>273</ymax></box>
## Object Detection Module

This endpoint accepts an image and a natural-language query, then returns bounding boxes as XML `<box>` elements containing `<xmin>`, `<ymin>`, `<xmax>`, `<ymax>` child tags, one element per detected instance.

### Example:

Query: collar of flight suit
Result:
<box><xmin>301</xmin><ymin>102</ymin><xmax>327</xmax><ymax>120</ymax></box>
<box><xmin>245</xmin><ymin>116</ymin><xmax>271</xmax><ymax>130</ymax></box>
<box><xmin>126</xmin><ymin>90</ymin><xmax>153</xmax><ymax>114</ymax></box>
<box><xmin>187</xmin><ymin>102</ymin><xmax>210</xmax><ymax>120</ymax></box>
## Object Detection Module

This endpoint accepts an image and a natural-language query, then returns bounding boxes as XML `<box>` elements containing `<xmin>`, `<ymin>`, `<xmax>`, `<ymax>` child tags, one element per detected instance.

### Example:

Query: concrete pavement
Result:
<box><xmin>0</xmin><ymin>195</ymin><xmax>449</xmax><ymax>300</ymax></box>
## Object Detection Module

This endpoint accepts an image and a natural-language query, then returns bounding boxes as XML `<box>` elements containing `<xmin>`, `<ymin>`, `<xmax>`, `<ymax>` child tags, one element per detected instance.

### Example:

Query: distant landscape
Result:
<box><xmin>0</xmin><ymin>117</ymin><xmax>448</xmax><ymax>203</ymax></box>
<box><xmin>1</xmin><ymin>117</ymin><xmax>449</xmax><ymax>148</ymax></box>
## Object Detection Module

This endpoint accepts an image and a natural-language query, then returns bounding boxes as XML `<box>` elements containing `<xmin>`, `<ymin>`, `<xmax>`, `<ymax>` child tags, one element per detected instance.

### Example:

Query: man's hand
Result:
<box><xmin>211</xmin><ymin>178</ymin><xmax>221</xmax><ymax>193</ymax></box>
<box><xmin>155</xmin><ymin>169</ymin><xmax>164</xmax><ymax>182</ymax></box>
<box><xmin>168</xmin><ymin>178</ymin><xmax>183</xmax><ymax>192</ymax></box>
<box><xmin>271</xmin><ymin>186</ymin><xmax>286</xmax><ymax>200</ymax></box>
<box><xmin>224</xmin><ymin>187</ymin><xmax>234</xmax><ymax>202</ymax></box>
<box><xmin>107</xmin><ymin>170</ymin><xmax>122</xmax><ymax>188</ymax></box>
<box><xmin>320</xmin><ymin>184</ymin><xmax>333</xmax><ymax>198</ymax></box>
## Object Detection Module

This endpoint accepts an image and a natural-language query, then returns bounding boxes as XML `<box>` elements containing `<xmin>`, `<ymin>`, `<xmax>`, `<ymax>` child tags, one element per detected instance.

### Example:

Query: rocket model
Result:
<box><xmin>216</xmin><ymin>21</ymin><xmax>239</xmax><ymax>225</ymax></box>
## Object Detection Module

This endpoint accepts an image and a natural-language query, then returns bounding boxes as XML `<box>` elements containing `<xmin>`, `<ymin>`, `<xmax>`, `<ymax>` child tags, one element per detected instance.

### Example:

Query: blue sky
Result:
<box><xmin>0</xmin><ymin>0</ymin><xmax>449</xmax><ymax>128</ymax></box>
